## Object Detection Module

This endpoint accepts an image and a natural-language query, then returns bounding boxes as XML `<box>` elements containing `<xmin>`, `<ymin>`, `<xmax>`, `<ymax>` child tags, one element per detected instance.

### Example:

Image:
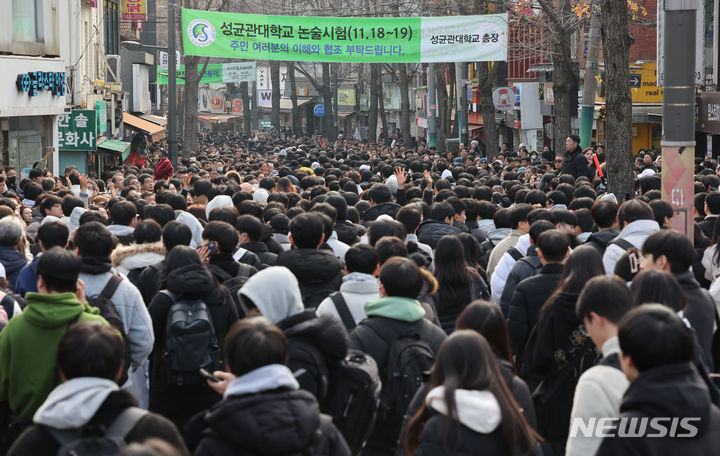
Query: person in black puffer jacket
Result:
<box><xmin>403</xmin><ymin>331</ymin><xmax>539</xmax><ymax>456</ymax></box>
<box><xmin>186</xmin><ymin>317</ymin><xmax>351</xmax><ymax>456</ymax></box>
<box><xmin>276</xmin><ymin>213</ymin><xmax>343</xmax><ymax>308</ymax></box>
<box><xmin>416</xmin><ymin>202</ymin><xmax>462</xmax><ymax>249</ymax></box>
<box><xmin>561</xmin><ymin>135</ymin><xmax>591</xmax><ymax>180</ymax></box>
<box><xmin>238</xmin><ymin>265</ymin><xmax>349</xmax><ymax>400</ymax></box>
<box><xmin>147</xmin><ymin>246</ymin><xmax>239</xmax><ymax>430</ymax></box>
<box><xmin>361</xmin><ymin>184</ymin><xmax>401</xmax><ymax>224</ymax></box>
<box><xmin>236</xmin><ymin>215</ymin><xmax>278</xmax><ymax>268</ymax></box>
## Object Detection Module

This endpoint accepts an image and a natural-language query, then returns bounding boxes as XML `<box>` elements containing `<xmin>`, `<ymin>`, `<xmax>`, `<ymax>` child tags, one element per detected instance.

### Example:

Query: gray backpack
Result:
<box><xmin>48</xmin><ymin>407</ymin><xmax>147</xmax><ymax>456</ymax></box>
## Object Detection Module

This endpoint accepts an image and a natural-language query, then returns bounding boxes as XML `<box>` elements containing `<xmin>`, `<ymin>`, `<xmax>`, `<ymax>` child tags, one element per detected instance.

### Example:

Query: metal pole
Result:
<box><xmin>455</xmin><ymin>62</ymin><xmax>464</xmax><ymax>146</ymax></box>
<box><xmin>579</xmin><ymin>12</ymin><xmax>601</xmax><ymax>149</ymax></box>
<box><xmin>333</xmin><ymin>64</ymin><xmax>339</xmax><ymax>140</ymax></box>
<box><xmin>661</xmin><ymin>0</ymin><xmax>697</xmax><ymax>240</ymax></box>
<box><xmin>427</xmin><ymin>63</ymin><xmax>437</xmax><ymax>148</ymax></box>
<box><xmin>168</xmin><ymin>0</ymin><xmax>178</xmax><ymax>167</ymax></box>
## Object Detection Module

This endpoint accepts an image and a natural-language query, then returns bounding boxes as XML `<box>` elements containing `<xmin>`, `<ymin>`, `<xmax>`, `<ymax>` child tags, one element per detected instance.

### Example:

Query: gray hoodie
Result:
<box><xmin>316</xmin><ymin>272</ymin><xmax>380</xmax><ymax>326</ymax></box>
<box><xmin>239</xmin><ymin>266</ymin><xmax>304</xmax><ymax>323</ymax></box>
<box><xmin>33</xmin><ymin>377</ymin><xmax>119</xmax><ymax>429</ymax></box>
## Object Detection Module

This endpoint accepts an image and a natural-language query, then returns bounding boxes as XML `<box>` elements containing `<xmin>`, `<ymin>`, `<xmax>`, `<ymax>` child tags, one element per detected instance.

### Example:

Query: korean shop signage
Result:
<box><xmin>58</xmin><ymin>110</ymin><xmax>97</xmax><ymax>151</ymax></box>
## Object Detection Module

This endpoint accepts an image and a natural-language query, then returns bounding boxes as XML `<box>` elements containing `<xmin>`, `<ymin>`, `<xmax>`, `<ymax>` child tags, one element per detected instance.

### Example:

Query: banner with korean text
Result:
<box><xmin>58</xmin><ymin>110</ymin><xmax>97</xmax><ymax>151</ymax></box>
<box><xmin>181</xmin><ymin>9</ymin><xmax>508</xmax><ymax>63</ymax></box>
<box><xmin>121</xmin><ymin>0</ymin><xmax>146</xmax><ymax>21</ymax></box>
<box><xmin>156</xmin><ymin>62</ymin><xmax>256</xmax><ymax>85</ymax></box>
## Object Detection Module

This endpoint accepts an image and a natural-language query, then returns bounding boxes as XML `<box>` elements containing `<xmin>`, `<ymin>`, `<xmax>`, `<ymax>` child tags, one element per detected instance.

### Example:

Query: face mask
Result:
<box><xmin>217</xmin><ymin>166</ymin><xmax>223</xmax><ymax>172</ymax></box>
<box><xmin>6</xmin><ymin>177</ymin><xmax>15</xmax><ymax>186</ymax></box>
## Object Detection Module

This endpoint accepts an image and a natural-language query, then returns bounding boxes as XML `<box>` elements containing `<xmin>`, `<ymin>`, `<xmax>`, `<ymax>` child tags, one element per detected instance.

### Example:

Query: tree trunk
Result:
<box><xmin>602</xmin><ymin>0</ymin><xmax>634</xmax><ymax>201</ymax></box>
<box><xmin>378</xmin><ymin>73</ymin><xmax>388</xmax><ymax>145</ymax></box>
<box><xmin>550</xmin><ymin>50</ymin><xmax>575</xmax><ymax>157</ymax></box>
<box><xmin>240</xmin><ymin>81</ymin><xmax>251</xmax><ymax>134</ymax></box>
<box><xmin>271</xmin><ymin>61</ymin><xmax>281</xmax><ymax>135</ymax></box>
<box><xmin>182</xmin><ymin>56</ymin><xmax>209</xmax><ymax>161</ymax></box>
<box><xmin>434</xmin><ymin>64</ymin><xmax>448</xmax><ymax>154</ymax></box>
<box><xmin>322</xmin><ymin>62</ymin><xmax>334</xmax><ymax>138</ymax></box>
<box><xmin>398</xmin><ymin>63</ymin><xmax>412</xmax><ymax>146</ymax></box>
<box><xmin>478</xmin><ymin>62</ymin><xmax>499</xmax><ymax>158</ymax></box>
<box><xmin>287</xmin><ymin>62</ymin><xmax>300</xmax><ymax>137</ymax></box>
<box><xmin>368</xmin><ymin>64</ymin><xmax>380</xmax><ymax>143</ymax></box>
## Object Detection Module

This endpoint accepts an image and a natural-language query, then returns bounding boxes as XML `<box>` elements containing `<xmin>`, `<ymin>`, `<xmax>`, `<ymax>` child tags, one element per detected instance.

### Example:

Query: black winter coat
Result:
<box><xmin>561</xmin><ymin>146</ymin><xmax>591</xmax><ymax>180</ymax></box>
<box><xmin>597</xmin><ymin>362</ymin><xmax>720</xmax><ymax>456</ymax></box>
<box><xmin>499</xmin><ymin>246</ymin><xmax>542</xmax><ymax>316</ymax></box>
<box><xmin>699</xmin><ymin>216</ymin><xmax>718</xmax><ymax>239</ymax></box>
<box><xmin>416</xmin><ymin>220</ymin><xmax>462</xmax><ymax>249</ymax></box>
<box><xmin>507</xmin><ymin>263</ymin><xmax>564</xmax><ymax>357</ymax></box>
<box><xmin>187</xmin><ymin>388</ymin><xmax>351</xmax><ymax>456</ymax></box>
<box><xmin>135</xmin><ymin>259</ymin><xmax>166</xmax><ymax>305</ymax></box>
<box><xmin>675</xmin><ymin>271</ymin><xmax>716</xmax><ymax>370</ymax></box>
<box><xmin>241</xmin><ymin>240</ymin><xmax>278</xmax><ymax>268</ymax></box>
<box><xmin>361</xmin><ymin>202</ymin><xmax>401</xmax><ymax>222</ymax></box>
<box><xmin>585</xmin><ymin>228</ymin><xmax>620</xmax><ymax>255</ymax></box>
<box><xmin>147</xmin><ymin>264</ymin><xmax>239</xmax><ymax>428</ymax></box>
<box><xmin>276</xmin><ymin>248</ymin><xmax>343</xmax><ymax>308</ymax></box>
<box><xmin>335</xmin><ymin>220</ymin><xmax>362</xmax><ymax>245</ymax></box>
<box><xmin>277</xmin><ymin>310</ymin><xmax>350</xmax><ymax>400</ymax></box>
<box><xmin>8</xmin><ymin>390</ymin><xmax>189</xmax><ymax>455</ymax></box>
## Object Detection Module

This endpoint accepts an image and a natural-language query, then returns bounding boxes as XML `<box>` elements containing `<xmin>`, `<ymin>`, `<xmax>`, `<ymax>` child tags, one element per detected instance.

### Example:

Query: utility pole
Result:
<box><xmin>168</xmin><ymin>0</ymin><xmax>178</xmax><ymax>167</ymax></box>
<box><xmin>661</xmin><ymin>0</ymin><xmax>697</xmax><ymax>240</ymax></box>
<box><xmin>579</xmin><ymin>12</ymin><xmax>601</xmax><ymax>149</ymax></box>
<box><xmin>333</xmin><ymin>64</ymin><xmax>339</xmax><ymax>140</ymax></box>
<box><xmin>427</xmin><ymin>63</ymin><xmax>437</xmax><ymax>149</ymax></box>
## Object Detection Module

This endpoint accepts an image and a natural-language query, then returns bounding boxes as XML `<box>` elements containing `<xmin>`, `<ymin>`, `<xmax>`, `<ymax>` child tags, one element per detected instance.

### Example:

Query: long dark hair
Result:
<box><xmin>457</xmin><ymin>232</ymin><xmax>482</xmax><ymax>269</ymax></box>
<box><xmin>434</xmin><ymin>235</ymin><xmax>481</xmax><ymax>313</ymax></box>
<box><xmin>630</xmin><ymin>269</ymin><xmax>687</xmax><ymax>312</ymax></box>
<box><xmin>543</xmin><ymin>245</ymin><xmax>603</xmax><ymax>311</ymax></box>
<box><xmin>403</xmin><ymin>331</ymin><xmax>536</xmax><ymax>455</ymax></box>
<box><xmin>456</xmin><ymin>300</ymin><xmax>514</xmax><ymax>367</ymax></box>
<box><xmin>161</xmin><ymin>245</ymin><xmax>202</xmax><ymax>289</ymax></box>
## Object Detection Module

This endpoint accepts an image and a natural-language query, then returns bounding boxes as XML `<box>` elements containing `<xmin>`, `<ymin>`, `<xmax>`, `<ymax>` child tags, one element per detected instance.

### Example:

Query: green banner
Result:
<box><xmin>157</xmin><ymin>61</ymin><xmax>256</xmax><ymax>85</ymax></box>
<box><xmin>181</xmin><ymin>9</ymin><xmax>507</xmax><ymax>63</ymax></box>
<box><xmin>58</xmin><ymin>110</ymin><xmax>97</xmax><ymax>151</ymax></box>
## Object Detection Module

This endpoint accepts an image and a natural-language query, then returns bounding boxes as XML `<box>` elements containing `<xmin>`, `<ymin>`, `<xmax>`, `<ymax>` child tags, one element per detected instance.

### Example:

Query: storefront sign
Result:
<box><xmin>156</xmin><ymin>62</ymin><xmax>256</xmax><ymax>84</ymax></box>
<box><xmin>121</xmin><ymin>0</ymin><xmax>147</xmax><ymax>21</ymax></box>
<box><xmin>492</xmin><ymin>87</ymin><xmax>515</xmax><ymax>111</ymax></box>
<box><xmin>58</xmin><ymin>110</ymin><xmax>97</xmax><ymax>151</ymax></box>
<box><xmin>232</xmin><ymin>99</ymin><xmax>243</xmax><ymax>113</ymax></box>
<box><xmin>182</xmin><ymin>8</ymin><xmax>508</xmax><ymax>63</ymax></box>
<box><xmin>96</xmin><ymin>100</ymin><xmax>107</xmax><ymax>134</ymax></box>
<box><xmin>699</xmin><ymin>92</ymin><xmax>720</xmax><ymax>135</ymax></box>
<box><xmin>16</xmin><ymin>72</ymin><xmax>66</xmax><ymax>97</ymax></box>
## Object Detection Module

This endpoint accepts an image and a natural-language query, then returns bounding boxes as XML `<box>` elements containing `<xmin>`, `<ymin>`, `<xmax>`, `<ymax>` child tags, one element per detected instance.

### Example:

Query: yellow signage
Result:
<box><xmin>121</xmin><ymin>0</ymin><xmax>147</xmax><ymax>21</ymax></box>
<box><xmin>596</xmin><ymin>61</ymin><xmax>663</xmax><ymax>104</ymax></box>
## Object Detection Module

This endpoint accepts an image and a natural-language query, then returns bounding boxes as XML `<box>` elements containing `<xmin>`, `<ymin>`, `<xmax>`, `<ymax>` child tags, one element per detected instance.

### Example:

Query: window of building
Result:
<box><xmin>104</xmin><ymin>0</ymin><xmax>119</xmax><ymax>55</ymax></box>
<box><xmin>12</xmin><ymin>0</ymin><xmax>44</xmax><ymax>43</ymax></box>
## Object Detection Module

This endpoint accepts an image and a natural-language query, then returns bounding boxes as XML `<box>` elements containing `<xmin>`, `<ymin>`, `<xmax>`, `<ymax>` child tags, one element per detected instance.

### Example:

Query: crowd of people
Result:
<box><xmin>0</xmin><ymin>129</ymin><xmax>719</xmax><ymax>456</ymax></box>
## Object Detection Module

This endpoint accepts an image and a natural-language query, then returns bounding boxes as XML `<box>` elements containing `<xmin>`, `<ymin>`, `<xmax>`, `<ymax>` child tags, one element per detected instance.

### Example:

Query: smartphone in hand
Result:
<box><xmin>199</xmin><ymin>368</ymin><xmax>221</xmax><ymax>382</ymax></box>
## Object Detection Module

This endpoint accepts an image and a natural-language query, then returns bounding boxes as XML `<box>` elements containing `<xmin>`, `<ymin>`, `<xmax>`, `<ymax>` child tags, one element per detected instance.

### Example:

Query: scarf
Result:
<box><xmin>80</xmin><ymin>256</ymin><xmax>112</xmax><ymax>274</ymax></box>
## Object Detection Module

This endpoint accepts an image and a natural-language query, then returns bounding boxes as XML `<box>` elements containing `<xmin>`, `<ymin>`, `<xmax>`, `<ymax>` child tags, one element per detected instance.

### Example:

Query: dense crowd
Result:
<box><xmin>0</xmin><ymin>130</ymin><xmax>719</xmax><ymax>456</ymax></box>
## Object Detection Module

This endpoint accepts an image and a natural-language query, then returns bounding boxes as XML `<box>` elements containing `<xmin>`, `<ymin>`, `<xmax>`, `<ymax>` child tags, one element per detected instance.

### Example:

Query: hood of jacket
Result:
<box><xmin>276</xmin><ymin>249</ymin><xmax>343</xmax><ymax>284</ymax></box>
<box><xmin>202</xmin><ymin>388</ymin><xmax>322</xmax><ymax>455</ymax></box>
<box><xmin>477</xmin><ymin>219</ymin><xmax>496</xmax><ymax>233</ymax></box>
<box><xmin>175</xmin><ymin>211</ymin><xmax>204</xmax><ymax>248</ymax></box>
<box><xmin>33</xmin><ymin>377</ymin><xmax>119</xmax><ymax>429</ymax></box>
<box><xmin>0</xmin><ymin>246</ymin><xmax>27</xmax><ymax>273</ymax></box>
<box><xmin>224</xmin><ymin>364</ymin><xmax>299</xmax><ymax>399</ymax></box>
<box><xmin>240</xmin><ymin>266</ymin><xmax>304</xmax><ymax>324</ymax></box>
<box><xmin>107</xmin><ymin>224</ymin><xmax>134</xmax><ymax>237</ymax></box>
<box><xmin>618</xmin><ymin>219</ymin><xmax>660</xmax><ymax>239</ymax></box>
<box><xmin>111</xmin><ymin>241</ymin><xmax>166</xmax><ymax>271</ymax></box>
<box><xmin>165</xmin><ymin>263</ymin><xmax>216</xmax><ymax>297</ymax></box>
<box><xmin>425</xmin><ymin>386</ymin><xmax>502</xmax><ymax>434</ymax></box>
<box><xmin>68</xmin><ymin>206</ymin><xmax>87</xmax><ymax>234</ymax></box>
<box><xmin>620</xmin><ymin>362</ymin><xmax>711</xmax><ymax>430</ymax></box>
<box><xmin>587</xmin><ymin>229</ymin><xmax>620</xmax><ymax>247</ymax></box>
<box><xmin>487</xmin><ymin>227</ymin><xmax>511</xmax><ymax>245</ymax></box>
<box><xmin>341</xmin><ymin>272</ymin><xmax>380</xmax><ymax>294</ymax></box>
<box><xmin>22</xmin><ymin>292</ymin><xmax>100</xmax><ymax>329</ymax></box>
<box><xmin>279</xmin><ymin>310</ymin><xmax>350</xmax><ymax>362</ymax></box>
<box><xmin>364</xmin><ymin>296</ymin><xmax>426</xmax><ymax>322</ymax></box>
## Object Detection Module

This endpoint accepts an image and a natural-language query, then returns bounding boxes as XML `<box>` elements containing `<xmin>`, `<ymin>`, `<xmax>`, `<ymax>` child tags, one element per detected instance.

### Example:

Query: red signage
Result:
<box><xmin>232</xmin><ymin>99</ymin><xmax>243</xmax><ymax>114</ymax></box>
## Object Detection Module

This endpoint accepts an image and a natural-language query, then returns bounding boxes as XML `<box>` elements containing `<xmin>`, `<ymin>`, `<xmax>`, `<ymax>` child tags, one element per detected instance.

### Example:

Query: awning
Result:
<box><xmin>337</xmin><ymin>111</ymin><xmax>356</xmax><ymax>118</ymax></box>
<box><xmin>123</xmin><ymin>113</ymin><xmax>166</xmax><ymax>142</ymax></box>
<box><xmin>198</xmin><ymin>114</ymin><xmax>241</xmax><ymax>124</ymax></box>
<box><xmin>97</xmin><ymin>139</ymin><xmax>132</xmax><ymax>161</ymax></box>
<box><xmin>278</xmin><ymin>97</ymin><xmax>315</xmax><ymax>112</ymax></box>
<box><xmin>631</xmin><ymin>104</ymin><xmax>663</xmax><ymax>124</ymax></box>
<box><xmin>138</xmin><ymin>114</ymin><xmax>167</xmax><ymax>127</ymax></box>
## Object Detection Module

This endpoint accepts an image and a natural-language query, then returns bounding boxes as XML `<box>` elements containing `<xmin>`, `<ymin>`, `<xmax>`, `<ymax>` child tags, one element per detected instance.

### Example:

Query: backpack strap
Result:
<box><xmin>330</xmin><ymin>292</ymin><xmax>356</xmax><ymax>331</ymax></box>
<box><xmin>104</xmin><ymin>406</ymin><xmax>148</xmax><ymax>439</ymax></box>
<box><xmin>609</xmin><ymin>238</ymin><xmax>634</xmax><ymax>251</ymax></box>
<box><xmin>507</xmin><ymin>247</ymin><xmax>523</xmax><ymax>261</ymax></box>
<box><xmin>100</xmin><ymin>274</ymin><xmax>123</xmax><ymax>300</ymax></box>
<box><xmin>207</xmin><ymin>263</ymin><xmax>233</xmax><ymax>283</ymax></box>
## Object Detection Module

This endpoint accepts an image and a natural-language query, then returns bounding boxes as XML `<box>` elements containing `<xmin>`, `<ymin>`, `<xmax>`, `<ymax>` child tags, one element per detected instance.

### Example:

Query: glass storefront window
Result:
<box><xmin>7</xmin><ymin>117</ymin><xmax>44</xmax><ymax>179</ymax></box>
<box><xmin>12</xmin><ymin>0</ymin><xmax>43</xmax><ymax>43</ymax></box>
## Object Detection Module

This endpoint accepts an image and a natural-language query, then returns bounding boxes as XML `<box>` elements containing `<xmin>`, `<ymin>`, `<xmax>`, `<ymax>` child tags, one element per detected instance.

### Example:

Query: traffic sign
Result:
<box><xmin>314</xmin><ymin>104</ymin><xmax>325</xmax><ymax>117</ymax></box>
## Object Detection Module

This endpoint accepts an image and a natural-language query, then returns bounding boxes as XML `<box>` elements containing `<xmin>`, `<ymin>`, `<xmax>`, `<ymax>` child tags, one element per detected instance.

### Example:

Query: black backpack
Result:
<box><xmin>289</xmin><ymin>334</ymin><xmax>381</xmax><ymax>454</ymax></box>
<box><xmin>160</xmin><ymin>290</ymin><xmax>221</xmax><ymax>386</ymax></box>
<box><xmin>47</xmin><ymin>406</ymin><xmax>147</xmax><ymax>456</ymax></box>
<box><xmin>208</xmin><ymin>263</ymin><xmax>255</xmax><ymax>317</ymax></box>
<box><xmin>329</xmin><ymin>292</ymin><xmax>356</xmax><ymax>331</ymax></box>
<box><xmin>364</xmin><ymin>320</ymin><xmax>436</xmax><ymax>442</ymax></box>
<box><xmin>87</xmin><ymin>274</ymin><xmax>131</xmax><ymax>385</ymax></box>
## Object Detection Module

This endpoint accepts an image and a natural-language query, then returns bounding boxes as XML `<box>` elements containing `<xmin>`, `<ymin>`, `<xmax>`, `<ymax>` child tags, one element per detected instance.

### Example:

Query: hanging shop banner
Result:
<box><xmin>181</xmin><ymin>8</ymin><xmax>508</xmax><ymax>63</ymax></box>
<box><xmin>121</xmin><ymin>0</ymin><xmax>147</xmax><ymax>21</ymax></box>
<box><xmin>157</xmin><ymin>62</ymin><xmax>257</xmax><ymax>85</ymax></box>
<box><xmin>58</xmin><ymin>110</ymin><xmax>97</xmax><ymax>151</ymax></box>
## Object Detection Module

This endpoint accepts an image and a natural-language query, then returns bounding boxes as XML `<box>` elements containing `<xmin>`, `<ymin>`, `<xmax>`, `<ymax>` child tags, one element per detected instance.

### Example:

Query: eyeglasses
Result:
<box><xmin>555</xmin><ymin>160</ymin><xmax>563</xmax><ymax>163</ymax></box>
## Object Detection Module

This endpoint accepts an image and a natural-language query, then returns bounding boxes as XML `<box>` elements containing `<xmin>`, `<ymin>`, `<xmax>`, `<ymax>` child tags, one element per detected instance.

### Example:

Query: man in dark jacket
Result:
<box><xmin>641</xmin><ymin>229</ymin><xmax>716</xmax><ymax>370</ymax></box>
<box><xmin>361</xmin><ymin>183</ymin><xmax>401</xmax><ymax>223</ymax></box>
<box><xmin>236</xmin><ymin>215</ymin><xmax>277</xmax><ymax>268</ymax></box>
<box><xmin>416</xmin><ymin>202</ymin><xmax>461</xmax><ymax>249</ymax></box>
<box><xmin>276</xmin><ymin>213</ymin><xmax>343</xmax><ymax>308</ymax></box>
<box><xmin>586</xmin><ymin>198</ymin><xmax>620</xmax><ymax>254</ymax></box>
<box><xmin>507</xmin><ymin>230</ymin><xmax>569</xmax><ymax>358</ymax></box>
<box><xmin>597</xmin><ymin>305</ymin><xmax>720</xmax><ymax>455</ymax></box>
<box><xmin>8</xmin><ymin>322</ymin><xmax>189</xmax><ymax>456</ymax></box>
<box><xmin>350</xmin><ymin>257</ymin><xmax>447</xmax><ymax>455</ymax></box>
<box><xmin>699</xmin><ymin>191</ymin><xmax>720</xmax><ymax>238</ymax></box>
<box><xmin>186</xmin><ymin>317</ymin><xmax>350</xmax><ymax>455</ymax></box>
<box><xmin>561</xmin><ymin>135</ymin><xmax>591</xmax><ymax>180</ymax></box>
